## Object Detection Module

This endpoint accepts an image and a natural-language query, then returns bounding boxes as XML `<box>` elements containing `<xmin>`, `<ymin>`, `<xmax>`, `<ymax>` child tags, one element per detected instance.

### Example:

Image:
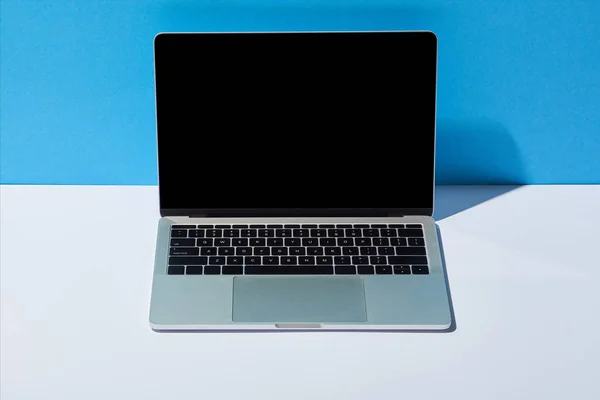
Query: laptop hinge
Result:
<box><xmin>162</xmin><ymin>207</ymin><xmax>420</xmax><ymax>218</ymax></box>
<box><xmin>387</xmin><ymin>211</ymin><xmax>405</xmax><ymax>218</ymax></box>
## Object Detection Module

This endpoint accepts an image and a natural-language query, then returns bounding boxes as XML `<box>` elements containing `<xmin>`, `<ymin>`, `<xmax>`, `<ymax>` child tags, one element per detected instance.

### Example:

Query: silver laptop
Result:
<box><xmin>149</xmin><ymin>31</ymin><xmax>452</xmax><ymax>331</ymax></box>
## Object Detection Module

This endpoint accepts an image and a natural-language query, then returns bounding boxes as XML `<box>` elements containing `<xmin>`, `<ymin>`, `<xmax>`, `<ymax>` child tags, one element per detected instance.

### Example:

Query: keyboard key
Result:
<box><xmin>167</xmin><ymin>265</ymin><xmax>185</xmax><ymax>275</ymax></box>
<box><xmin>209</xmin><ymin>256</ymin><xmax>225</xmax><ymax>265</ymax></box>
<box><xmin>186</xmin><ymin>265</ymin><xmax>203</xmax><ymax>275</ymax></box>
<box><xmin>412</xmin><ymin>265</ymin><xmax>429</xmax><ymax>274</ymax></box>
<box><xmin>232</xmin><ymin>238</ymin><xmax>248</xmax><ymax>246</ymax></box>
<box><xmin>376</xmin><ymin>265</ymin><xmax>393</xmax><ymax>274</ymax></box>
<box><xmin>356</xmin><ymin>238</ymin><xmax>371</xmax><ymax>246</ymax></box>
<box><xmin>317</xmin><ymin>256</ymin><xmax>333</xmax><ymax>265</ymax></box>
<box><xmin>406</xmin><ymin>224</ymin><xmax>422</xmax><ymax>229</ymax></box>
<box><xmin>197</xmin><ymin>225</ymin><xmax>213</xmax><ymax>228</ymax></box>
<box><xmin>218</xmin><ymin>247</ymin><xmax>235</xmax><ymax>256</ymax></box>
<box><xmin>267</xmin><ymin>224</ymin><xmax>283</xmax><ymax>228</ymax></box>
<box><xmin>171</xmin><ymin>229</ymin><xmax>187</xmax><ymax>238</ymax></box>
<box><xmin>302</xmin><ymin>224</ymin><xmax>318</xmax><ymax>228</ymax></box>
<box><xmin>371</xmin><ymin>224</ymin><xmax>387</xmax><ymax>228</ymax></box>
<box><xmin>227</xmin><ymin>256</ymin><xmax>243</xmax><ymax>265</ymax></box>
<box><xmin>334</xmin><ymin>256</ymin><xmax>351</xmax><ymax>265</ymax></box>
<box><xmin>397</xmin><ymin>229</ymin><xmax>424</xmax><ymax>237</ymax></box>
<box><xmin>299</xmin><ymin>256</ymin><xmax>315</xmax><ymax>265</ymax></box>
<box><xmin>267</xmin><ymin>238</ymin><xmax>284</xmax><ymax>247</ymax></box>
<box><xmin>214</xmin><ymin>238</ymin><xmax>230</xmax><ymax>247</ymax></box>
<box><xmin>168</xmin><ymin>256</ymin><xmax>208</xmax><ymax>265</ymax></box>
<box><xmin>245</xmin><ymin>256</ymin><xmax>261</xmax><ymax>265</ymax></box>
<box><xmin>319</xmin><ymin>224</ymin><xmax>335</xmax><ymax>228</ymax></box>
<box><xmin>285</xmin><ymin>238</ymin><xmax>301</xmax><ymax>246</ymax></box>
<box><xmin>408</xmin><ymin>238</ymin><xmax>425</xmax><ymax>246</ymax></box>
<box><xmin>337</xmin><ymin>224</ymin><xmax>353</xmax><ymax>228</ymax></box>
<box><xmin>391</xmin><ymin>238</ymin><xmax>408</xmax><ymax>246</ymax></box>
<box><xmin>328</xmin><ymin>229</ymin><xmax>344</xmax><ymax>237</ymax></box>
<box><xmin>307</xmin><ymin>247</ymin><xmax>324</xmax><ymax>255</ymax></box>
<box><xmin>222</xmin><ymin>265</ymin><xmax>243</xmax><ymax>275</ymax></box>
<box><xmin>352</xmin><ymin>256</ymin><xmax>369</xmax><ymax>264</ymax></box>
<box><xmin>250</xmin><ymin>238</ymin><xmax>266</xmax><ymax>246</ymax></box>
<box><xmin>389</xmin><ymin>224</ymin><xmax>405</xmax><ymax>228</ymax></box>
<box><xmin>373</xmin><ymin>238</ymin><xmax>390</xmax><ymax>246</ymax></box>
<box><xmin>245</xmin><ymin>266</ymin><xmax>333</xmax><ymax>275</ymax></box>
<box><xmin>172</xmin><ymin>225</ymin><xmax>195</xmax><ymax>229</ymax></box>
<box><xmin>284</xmin><ymin>224</ymin><xmax>300</xmax><ymax>228</ymax></box>
<box><xmin>360</xmin><ymin>247</ymin><xmax>377</xmax><ymax>255</ymax></box>
<box><xmin>281</xmin><ymin>256</ymin><xmax>297</xmax><ymax>265</ymax></box>
<box><xmin>380</xmin><ymin>228</ymin><xmax>396</xmax><ymax>237</ymax></box>
<box><xmin>264</xmin><ymin>256</ymin><xmax>279</xmax><ymax>265</ymax></box>
<box><xmin>254</xmin><ymin>247</ymin><xmax>270</xmax><ymax>255</ymax></box>
<box><xmin>200</xmin><ymin>247</ymin><xmax>217</xmax><ymax>255</ymax></box>
<box><xmin>325</xmin><ymin>247</ymin><xmax>342</xmax><ymax>255</ymax></box>
<box><xmin>169</xmin><ymin>247</ymin><xmax>199</xmax><ymax>256</ymax></box>
<box><xmin>276</xmin><ymin>229</ymin><xmax>292</xmax><ymax>237</ymax></box>
<box><xmin>188</xmin><ymin>229</ymin><xmax>204</xmax><ymax>238</ymax></box>
<box><xmin>377</xmin><ymin>247</ymin><xmax>395</xmax><ymax>255</ymax></box>
<box><xmin>241</xmin><ymin>229</ymin><xmax>257</xmax><ymax>237</ymax></box>
<box><xmin>363</xmin><ymin>229</ymin><xmax>378</xmax><ymax>237</ymax></box>
<box><xmin>290</xmin><ymin>247</ymin><xmax>306</xmax><ymax>255</ymax></box>
<box><xmin>388</xmin><ymin>256</ymin><xmax>428</xmax><ymax>265</ymax></box>
<box><xmin>223</xmin><ymin>229</ymin><xmax>239</xmax><ymax>237</ymax></box>
<box><xmin>370</xmin><ymin>256</ymin><xmax>387</xmax><ymax>265</ymax></box>
<box><xmin>337</xmin><ymin>237</ymin><xmax>353</xmax><ymax>246</ymax></box>
<box><xmin>250</xmin><ymin>225</ymin><xmax>265</xmax><ymax>228</ymax></box>
<box><xmin>354</xmin><ymin>224</ymin><xmax>369</xmax><ymax>228</ymax></box>
<box><xmin>293</xmin><ymin>229</ymin><xmax>309</xmax><ymax>237</ymax></box>
<box><xmin>310</xmin><ymin>229</ymin><xmax>327</xmax><ymax>237</ymax></box>
<box><xmin>342</xmin><ymin>247</ymin><xmax>359</xmax><ymax>255</ymax></box>
<box><xmin>236</xmin><ymin>247</ymin><xmax>251</xmax><ymax>256</ymax></box>
<box><xmin>393</xmin><ymin>265</ymin><xmax>411</xmax><ymax>275</ymax></box>
<box><xmin>215</xmin><ymin>225</ymin><xmax>230</xmax><ymax>228</ymax></box>
<box><xmin>345</xmin><ymin>229</ymin><xmax>361</xmax><ymax>237</ymax></box>
<box><xmin>232</xmin><ymin>224</ymin><xmax>248</xmax><ymax>228</ymax></box>
<box><xmin>171</xmin><ymin>238</ymin><xmax>195</xmax><ymax>247</ymax></box>
<box><xmin>335</xmin><ymin>266</ymin><xmax>356</xmax><ymax>275</ymax></box>
<box><xmin>302</xmin><ymin>238</ymin><xmax>319</xmax><ymax>247</ymax></box>
<box><xmin>258</xmin><ymin>229</ymin><xmax>275</xmax><ymax>237</ymax></box>
<box><xmin>320</xmin><ymin>238</ymin><xmax>336</xmax><ymax>246</ymax></box>
<box><xmin>357</xmin><ymin>265</ymin><xmax>375</xmax><ymax>274</ymax></box>
<box><xmin>204</xmin><ymin>265</ymin><xmax>220</xmax><ymax>275</ymax></box>
<box><xmin>272</xmin><ymin>247</ymin><xmax>288</xmax><ymax>256</ymax></box>
<box><xmin>396</xmin><ymin>247</ymin><xmax>427</xmax><ymax>255</ymax></box>
<box><xmin>197</xmin><ymin>238</ymin><xmax>213</xmax><ymax>247</ymax></box>
<box><xmin>205</xmin><ymin>229</ymin><xmax>222</xmax><ymax>238</ymax></box>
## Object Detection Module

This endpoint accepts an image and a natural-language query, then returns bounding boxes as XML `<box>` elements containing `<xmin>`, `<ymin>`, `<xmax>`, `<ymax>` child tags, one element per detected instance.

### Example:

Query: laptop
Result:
<box><xmin>149</xmin><ymin>31</ymin><xmax>452</xmax><ymax>331</ymax></box>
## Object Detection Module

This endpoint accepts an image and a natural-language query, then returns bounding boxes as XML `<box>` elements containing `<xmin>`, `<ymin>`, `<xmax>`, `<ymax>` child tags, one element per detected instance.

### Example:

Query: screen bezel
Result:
<box><xmin>154</xmin><ymin>31</ymin><xmax>437</xmax><ymax>218</ymax></box>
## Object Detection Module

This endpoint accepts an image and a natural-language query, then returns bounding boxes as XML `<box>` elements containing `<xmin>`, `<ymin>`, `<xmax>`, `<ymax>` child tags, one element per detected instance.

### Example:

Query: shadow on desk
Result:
<box><xmin>434</xmin><ymin>185</ymin><xmax>522</xmax><ymax>220</ymax></box>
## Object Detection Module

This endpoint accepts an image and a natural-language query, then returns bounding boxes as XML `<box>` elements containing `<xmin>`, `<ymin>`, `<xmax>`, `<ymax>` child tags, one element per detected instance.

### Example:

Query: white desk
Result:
<box><xmin>1</xmin><ymin>185</ymin><xmax>599</xmax><ymax>400</ymax></box>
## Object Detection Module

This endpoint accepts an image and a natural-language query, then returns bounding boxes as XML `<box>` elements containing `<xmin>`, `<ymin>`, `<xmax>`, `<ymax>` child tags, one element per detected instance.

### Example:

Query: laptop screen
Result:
<box><xmin>154</xmin><ymin>32</ymin><xmax>437</xmax><ymax>214</ymax></box>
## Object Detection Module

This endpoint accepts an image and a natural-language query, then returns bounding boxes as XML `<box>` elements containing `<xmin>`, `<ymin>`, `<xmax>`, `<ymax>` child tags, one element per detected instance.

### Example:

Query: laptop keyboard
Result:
<box><xmin>167</xmin><ymin>224</ymin><xmax>429</xmax><ymax>276</ymax></box>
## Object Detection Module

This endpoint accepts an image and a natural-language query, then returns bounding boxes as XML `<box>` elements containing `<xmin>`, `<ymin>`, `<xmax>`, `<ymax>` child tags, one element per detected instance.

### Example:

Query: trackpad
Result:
<box><xmin>232</xmin><ymin>277</ymin><xmax>367</xmax><ymax>323</ymax></box>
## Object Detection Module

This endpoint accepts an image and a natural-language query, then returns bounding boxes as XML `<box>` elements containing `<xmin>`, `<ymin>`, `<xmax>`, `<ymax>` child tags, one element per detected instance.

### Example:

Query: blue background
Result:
<box><xmin>1</xmin><ymin>0</ymin><xmax>599</xmax><ymax>185</ymax></box>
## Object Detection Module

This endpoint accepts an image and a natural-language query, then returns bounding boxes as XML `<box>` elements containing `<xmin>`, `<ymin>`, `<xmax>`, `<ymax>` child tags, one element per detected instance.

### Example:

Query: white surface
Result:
<box><xmin>1</xmin><ymin>185</ymin><xmax>599</xmax><ymax>400</ymax></box>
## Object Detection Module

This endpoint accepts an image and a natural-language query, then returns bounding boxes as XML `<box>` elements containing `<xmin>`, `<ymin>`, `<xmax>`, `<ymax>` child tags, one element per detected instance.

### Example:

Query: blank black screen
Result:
<box><xmin>155</xmin><ymin>32</ymin><xmax>437</xmax><ymax>212</ymax></box>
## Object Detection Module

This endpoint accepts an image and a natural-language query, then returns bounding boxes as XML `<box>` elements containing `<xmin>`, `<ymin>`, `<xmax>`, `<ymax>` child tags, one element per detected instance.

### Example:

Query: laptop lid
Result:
<box><xmin>154</xmin><ymin>31</ymin><xmax>437</xmax><ymax>217</ymax></box>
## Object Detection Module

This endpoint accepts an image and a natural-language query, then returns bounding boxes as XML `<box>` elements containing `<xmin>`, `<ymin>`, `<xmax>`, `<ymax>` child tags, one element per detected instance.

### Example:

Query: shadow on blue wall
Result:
<box><xmin>433</xmin><ymin>119</ymin><xmax>525</xmax><ymax>218</ymax></box>
<box><xmin>436</xmin><ymin>118</ymin><xmax>527</xmax><ymax>184</ymax></box>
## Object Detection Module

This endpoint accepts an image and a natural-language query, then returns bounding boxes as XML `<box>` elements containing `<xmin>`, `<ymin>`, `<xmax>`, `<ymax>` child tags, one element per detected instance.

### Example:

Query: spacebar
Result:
<box><xmin>245</xmin><ymin>266</ymin><xmax>334</xmax><ymax>275</ymax></box>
